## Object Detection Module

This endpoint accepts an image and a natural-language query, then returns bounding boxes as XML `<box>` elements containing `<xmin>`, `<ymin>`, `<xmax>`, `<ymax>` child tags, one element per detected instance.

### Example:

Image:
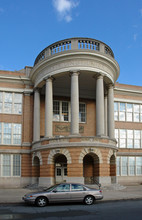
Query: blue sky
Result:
<box><xmin>0</xmin><ymin>0</ymin><xmax>142</xmax><ymax>86</ymax></box>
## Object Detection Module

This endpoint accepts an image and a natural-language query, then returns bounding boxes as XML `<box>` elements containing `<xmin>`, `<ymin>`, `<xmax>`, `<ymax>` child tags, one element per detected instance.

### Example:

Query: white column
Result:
<box><xmin>108</xmin><ymin>84</ymin><xmax>115</xmax><ymax>139</ymax></box>
<box><xmin>104</xmin><ymin>92</ymin><xmax>108</xmax><ymax>136</ymax></box>
<box><xmin>96</xmin><ymin>74</ymin><xmax>104</xmax><ymax>136</ymax></box>
<box><xmin>70</xmin><ymin>71</ymin><xmax>79</xmax><ymax>135</ymax></box>
<box><xmin>45</xmin><ymin>77</ymin><xmax>53</xmax><ymax>137</ymax></box>
<box><xmin>33</xmin><ymin>88</ymin><xmax>40</xmax><ymax>142</ymax></box>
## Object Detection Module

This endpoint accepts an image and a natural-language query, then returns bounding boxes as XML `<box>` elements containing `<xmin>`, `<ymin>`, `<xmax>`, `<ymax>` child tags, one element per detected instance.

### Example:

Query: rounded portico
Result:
<box><xmin>30</xmin><ymin>37</ymin><xmax>120</xmax><ymax>187</ymax></box>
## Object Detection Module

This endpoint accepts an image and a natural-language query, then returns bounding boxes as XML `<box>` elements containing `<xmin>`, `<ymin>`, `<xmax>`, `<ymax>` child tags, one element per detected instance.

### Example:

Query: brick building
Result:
<box><xmin>0</xmin><ymin>38</ymin><xmax>142</xmax><ymax>188</ymax></box>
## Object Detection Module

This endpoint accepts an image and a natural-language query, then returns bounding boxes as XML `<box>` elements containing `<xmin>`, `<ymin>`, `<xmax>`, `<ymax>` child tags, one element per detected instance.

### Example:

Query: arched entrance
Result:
<box><xmin>33</xmin><ymin>156</ymin><xmax>40</xmax><ymax>184</ymax></box>
<box><xmin>54</xmin><ymin>154</ymin><xmax>67</xmax><ymax>183</ymax></box>
<box><xmin>110</xmin><ymin>155</ymin><xmax>116</xmax><ymax>184</ymax></box>
<box><xmin>83</xmin><ymin>153</ymin><xmax>99</xmax><ymax>184</ymax></box>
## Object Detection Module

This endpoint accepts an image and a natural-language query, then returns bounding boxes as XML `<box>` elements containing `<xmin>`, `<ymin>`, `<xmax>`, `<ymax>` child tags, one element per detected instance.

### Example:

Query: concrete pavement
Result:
<box><xmin>0</xmin><ymin>184</ymin><xmax>142</xmax><ymax>204</ymax></box>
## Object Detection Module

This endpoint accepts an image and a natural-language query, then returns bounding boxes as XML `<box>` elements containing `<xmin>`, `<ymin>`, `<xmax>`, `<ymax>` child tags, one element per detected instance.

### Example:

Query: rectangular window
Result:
<box><xmin>114</xmin><ymin>102</ymin><xmax>118</xmax><ymax>121</ymax></box>
<box><xmin>53</xmin><ymin>101</ymin><xmax>60</xmax><ymax>121</ymax></box>
<box><xmin>13</xmin><ymin>124</ymin><xmax>22</xmax><ymax>145</ymax></box>
<box><xmin>62</xmin><ymin>102</ymin><xmax>69</xmax><ymax>121</ymax></box>
<box><xmin>136</xmin><ymin>157</ymin><xmax>142</xmax><ymax>175</ymax></box>
<box><xmin>53</xmin><ymin>100</ymin><xmax>86</xmax><ymax>123</ymax></box>
<box><xmin>121</xmin><ymin>157</ymin><xmax>128</xmax><ymax>176</ymax></box>
<box><xmin>1</xmin><ymin>154</ymin><xmax>21</xmax><ymax>177</ymax></box>
<box><xmin>0</xmin><ymin>123</ymin><xmax>1</xmax><ymax>144</ymax></box>
<box><xmin>2</xmin><ymin>154</ymin><xmax>11</xmax><ymax>176</ymax></box>
<box><xmin>134</xmin><ymin>130</ymin><xmax>140</xmax><ymax>148</ymax></box>
<box><xmin>4</xmin><ymin>93</ymin><xmax>12</xmax><ymax>113</ymax></box>
<box><xmin>127</xmin><ymin>130</ymin><xmax>133</xmax><ymax>148</ymax></box>
<box><xmin>117</xmin><ymin>157</ymin><xmax>142</xmax><ymax>177</ymax></box>
<box><xmin>114</xmin><ymin>102</ymin><xmax>142</xmax><ymax>123</ymax></box>
<box><xmin>0</xmin><ymin>123</ymin><xmax>21</xmax><ymax>145</ymax></box>
<box><xmin>119</xmin><ymin>103</ymin><xmax>125</xmax><ymax>121</ymax></box>
<box><xmin>0</xmin><ymin>92</ymin><xmax>2</xmax><ymax>113</ymax></box>
<box><xmin>13</xmin><ymin>154</ymin><xmax>21</xmax><ymax>176</ymax></box>
<box><xmin>13</xmin><ymin>94</ymin><xmax>22</xmax><ymax>114</ymax></box>
<box><xmin>79</xmin><ymin>103</ymin><xmax>86</xmax><ymax>123</ymax></box>
<box><xmin>119</xmin><ymin>130</ymin><xmax>126</xmax><ymax>148</ymax></box>
<box><xmin>3</xmin><ymin>123</ymin><xmax>11</xmax><ymax>144</ymax></box>
<box><xmin>0</xmin><ymin>92</ymin><xmax>22</xmax><ymax>114</ymax></box>
<box><xmin>129</xmin><ymin>157</ymin><xmax>135</xmax><ymax>176</ymax></box>
<box><xmin>116</xmin><ymin>129</ymin><xmax>142</xmax><ymax>149</ymax></box>
<box><xmin>126</xmin><ymin>103</ymin><xmax>133</xmax><ymax>121</ymax></box>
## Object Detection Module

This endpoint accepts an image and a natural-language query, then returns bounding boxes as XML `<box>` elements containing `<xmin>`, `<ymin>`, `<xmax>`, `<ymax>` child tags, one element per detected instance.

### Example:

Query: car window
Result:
<box><xmin>71</xmin><ymin>184</ymin><xmax>85</xmax><ymax>191</ymax></box>
<box><xmin>55</xmin><ymin>184</ymin><xmax>70</xmax><ymax>192</ymax></box>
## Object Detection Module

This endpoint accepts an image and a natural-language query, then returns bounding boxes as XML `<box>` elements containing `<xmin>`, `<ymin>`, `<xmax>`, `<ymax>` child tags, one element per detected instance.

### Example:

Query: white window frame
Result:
<box><xmin>114</xmin><ymin>102</ymin><xmax>142</xmax><ymax>123</ymax></box>
<box><xmin>0</xmin><ymin>154</ymin><xmax>21</xmax><ymax>177</ymax></box>
<box><xmin>0</xmin><ymin>92</ymin><xmax>22</xmax><ymax>115</ymax></box>
<box><xmin>53</xmin><ymin>100</ymin><xmax>86</xmax><ymax>123</ymax></box>
<box><xmin>115</xmin><ymin>129</ymin><xmax>142</xmax><ymax>149</ymax></box>
<box><xmin>117</xmin><ymin>156</ymin><xmax>142</xmax><ymax>177</ymax></box>
<box><xmin>0</xmin><ymin>122</ymin><xmax>22</xmax><ymax>145</ymax></box>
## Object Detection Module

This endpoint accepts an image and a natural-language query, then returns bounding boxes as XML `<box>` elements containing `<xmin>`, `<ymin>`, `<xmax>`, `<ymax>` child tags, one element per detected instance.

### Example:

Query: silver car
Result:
<box><xmin>23</xmin><ymin>183</ymin><xmax>103</xmax><ymax>207</ymax></box>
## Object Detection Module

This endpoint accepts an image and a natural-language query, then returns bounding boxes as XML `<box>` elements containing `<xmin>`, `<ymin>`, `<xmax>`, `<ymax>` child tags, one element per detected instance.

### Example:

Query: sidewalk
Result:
<box><xmin>0</xmin><ymin>185</ymin><xmax>142</xmax><ymax>204</ymax></box>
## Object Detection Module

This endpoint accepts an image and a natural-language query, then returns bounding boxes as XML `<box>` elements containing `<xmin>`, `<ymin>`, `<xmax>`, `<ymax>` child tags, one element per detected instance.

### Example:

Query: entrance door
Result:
<box><xmin>55</xmin><ymin>164</ymin><xmax>67</xmax><ymax>183</ymax></box>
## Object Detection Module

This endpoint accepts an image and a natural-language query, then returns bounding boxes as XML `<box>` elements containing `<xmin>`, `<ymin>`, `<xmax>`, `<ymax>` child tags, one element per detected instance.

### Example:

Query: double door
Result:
<box><xmin>55</xmin><ymin>163</ymin><xmax>67</xmax><ymax>183</ymax></box>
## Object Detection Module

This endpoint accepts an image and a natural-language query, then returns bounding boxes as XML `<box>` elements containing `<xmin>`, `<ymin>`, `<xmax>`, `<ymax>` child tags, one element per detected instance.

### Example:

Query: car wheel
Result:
<box><xmin>35</xmin><ymin>197</ymin><xmax>48</xmax><ymax>207</ymax></box>
<box><xmin>84</xmin><ymin>195</ymin><xmax>94</xmax><ymax>205</ymax></box>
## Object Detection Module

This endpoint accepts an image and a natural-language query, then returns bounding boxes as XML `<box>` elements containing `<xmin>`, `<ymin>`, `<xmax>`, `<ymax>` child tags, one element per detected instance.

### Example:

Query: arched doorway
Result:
<box><xmin>54</xmin><ymin>154</ymin><xmax>67</xmax><ymax>183</ymax></box>
<box><xmin>33</xmin><ymin>156</ymin><xmax>40</xmax><ymax>184</ymax></box>
<box><xmin>110</xmin><ymin>155</ymin><xmax>116</xmax><ymax>184</ymax></box>
<box><xmin>83</xmin><ymin>153</ymin><xmax>99</xmax><ymax>184</ymax></box>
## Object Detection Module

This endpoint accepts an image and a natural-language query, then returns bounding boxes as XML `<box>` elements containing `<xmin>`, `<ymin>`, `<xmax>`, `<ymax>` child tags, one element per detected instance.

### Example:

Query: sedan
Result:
<box><xmin>23</xmin><ymin>183</ymin><xmax>103</xmax><ymax>207</ymax></box>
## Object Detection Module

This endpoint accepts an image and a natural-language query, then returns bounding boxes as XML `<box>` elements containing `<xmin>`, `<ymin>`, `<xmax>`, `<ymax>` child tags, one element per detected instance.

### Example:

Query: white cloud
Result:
<box><xmin>52</xmin><ymin>0</ymin><xmax>79</xmax><ymax>22</ymax></box>
<box><xmin>133</xmin><ymin>33</ymin><xmax>137</xmax><ymax>41</ymax></box>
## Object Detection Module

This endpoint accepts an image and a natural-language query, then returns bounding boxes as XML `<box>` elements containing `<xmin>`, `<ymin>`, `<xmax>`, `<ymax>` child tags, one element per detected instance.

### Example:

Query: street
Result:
<box><xmin>0</xmin><ymin>200</ymin><xmax>142</xmax><ymax>220</ymax></box>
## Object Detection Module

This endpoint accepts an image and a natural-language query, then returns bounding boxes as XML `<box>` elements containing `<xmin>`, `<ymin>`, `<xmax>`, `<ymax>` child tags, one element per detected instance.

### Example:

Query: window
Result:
<box><xmin>115</xmin><ymin>129</ymin><xmax>142</xmax><ymax>149</ymax></box>
<box><xmin>117</xmin><ymin>156</ymin><xmax>142</xmax><ymax>176</ymax></box>
<box><xmin>62</xmin><ymin>102</ymin><xmax>69</xmax><ymax>121</ymax></box>
<box><xmin>114</xmin><ymin>102</ymin><xmax>142</xmax><ymax>122</ymax></box>
<box><xmin>119</xmin><ymin>103</ymin><xmax>125</xmax><ymax>121</ymax></box>
<box><xmin>0</xmin><ymin>92</ymin><xmax>22</xmax><ymax>114</ymax></box>
<box><xmin>53</xmin><ymin>100</ymin><xmax>86</xmax><ymax>123</ymax></box>
<box><xmin>1</xmin><ymin>154</ymin><xmax>21</xmax><ymax>177</ymax></box>
<box><xmin>0</xmin><ymin>123</ymin><xmax>22</xmax><ymax>145</ymax></box>
<box><xmin>0</xmin><ymin>123</ymin><xmax>1</xmax><ymax>144</ymax></box>
<box><xmin>79</xmin><ymin>103</ymin><xmax>86</xmax><ymax>122</ymax></box>
<box><xmin>55</xmin><ymin>184</ymin><xmax>70</xmax><ymax>192</ymax></box>
<box><xmin>71</xmin><ymin>184</ymin><xmax>84</xmax><ymax>191</ymax></box>
<box><xmin>3</xmin><ymin>123</ymin><xmax>11</xmax><ymax>144</ymax></box>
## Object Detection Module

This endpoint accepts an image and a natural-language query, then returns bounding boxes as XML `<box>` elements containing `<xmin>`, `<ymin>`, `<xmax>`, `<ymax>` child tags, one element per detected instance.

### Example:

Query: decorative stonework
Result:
<box><xmin>47</xmin><ymin>148</ymin><xmax>72</xmax><ymax>164</ymax></box>
<box><xmin>55</xmin><ymin>125</ymin><xmax>84</xmax><ymax>133</ymax></box>
<box><xmin>32</xmin><ymin>151</ymin><xmax>43</xmax><ymax>165</ymax></box>
<box><xmin>79</xmin><ymin>148</ymin><xmax>103</xmax><ymax>164</ymax></box>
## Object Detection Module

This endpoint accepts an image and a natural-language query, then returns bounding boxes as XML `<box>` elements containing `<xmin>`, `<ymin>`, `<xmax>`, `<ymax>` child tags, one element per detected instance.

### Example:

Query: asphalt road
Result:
<box><xmin>0</xmin><ymin>200</ymin><xmax>142</xmax><ymax>220</ymax></box>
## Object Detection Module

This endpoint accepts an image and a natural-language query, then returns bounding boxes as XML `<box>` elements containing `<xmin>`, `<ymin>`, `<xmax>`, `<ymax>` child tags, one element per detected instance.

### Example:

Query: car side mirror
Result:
<box><xmin>52</xmin><ymin>189</ymin><xmax>57</xmax><ymax>193</ymax></box>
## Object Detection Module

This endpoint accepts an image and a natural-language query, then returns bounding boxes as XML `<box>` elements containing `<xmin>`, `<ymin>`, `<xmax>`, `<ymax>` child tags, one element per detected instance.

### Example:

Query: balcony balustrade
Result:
<box><xmin>34</xmin><ymin>38</ymin><xmax>114</xmax><ymax>66</ymax></box>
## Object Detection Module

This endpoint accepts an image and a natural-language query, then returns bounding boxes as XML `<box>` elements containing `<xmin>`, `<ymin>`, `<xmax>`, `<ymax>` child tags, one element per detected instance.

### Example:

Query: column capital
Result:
<box><xmin>69</xmin><ymin>69</ymin><xmax>80</xmax><ymax>76</ymax></box>
<box><xmin>107</xmin><ymin>83</ymin><xmax>114</xmax><ymax>89</ymax></box>
<box><xmin>95</xmin><ymin>72</ymin><xmax>104</xmax><ymax>80</ymax></box>
<box><xmin>33</xmin><ymin>87</ymin><xmax>41</xmax><ymax>93</ymax></box>
<box><xmin>44</xmin><ymin>75</ymin><xmax>55</xmax><ymax>82</ymax></box>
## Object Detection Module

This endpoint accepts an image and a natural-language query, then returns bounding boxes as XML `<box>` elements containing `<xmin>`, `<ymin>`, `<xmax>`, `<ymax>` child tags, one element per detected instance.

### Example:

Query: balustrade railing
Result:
<box><xmin>34</xmin><ymin>38</ymin><xmax>114</xmax><ymax>66</ymax></box>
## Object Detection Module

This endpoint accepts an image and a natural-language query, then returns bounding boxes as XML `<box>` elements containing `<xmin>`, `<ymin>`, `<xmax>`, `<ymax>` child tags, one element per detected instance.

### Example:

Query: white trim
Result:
<box><xmin>115</xmin><ymin>87</ymin><xmax>142</xmax><ymax>95</ymax></box>
<box><xmin>0</xmin><ymin>87</ymin><xmax>33</xmax><ymax>93</ymax></box>
<box><xmin>114</xmin><ymin>98</ymin><xmax>142</xmax><ymax>104</ymax></box>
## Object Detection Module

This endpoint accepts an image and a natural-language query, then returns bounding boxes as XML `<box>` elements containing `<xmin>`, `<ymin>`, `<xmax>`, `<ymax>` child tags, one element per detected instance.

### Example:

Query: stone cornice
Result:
<box><xmin>114</xmin><ymin>87</ymin><xmax>142</xmax><ymax>95</ymax></box>
<box><xmin>30</xmin><ymin>51</ymin><xmax>119</xmax><ymax>88</ymax></box>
